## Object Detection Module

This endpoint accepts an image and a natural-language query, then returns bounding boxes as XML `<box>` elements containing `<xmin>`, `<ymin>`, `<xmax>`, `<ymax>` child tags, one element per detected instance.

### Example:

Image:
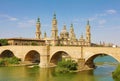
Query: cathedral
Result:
<box><xmin>7</xmin><ymin>13</ymin><xmax>91</xmax><ymax>46</ymax></box>
<box><xmin>36</xmin><ymin>13</ymin><xmax>91</xmax><ymax>46</ymax></box>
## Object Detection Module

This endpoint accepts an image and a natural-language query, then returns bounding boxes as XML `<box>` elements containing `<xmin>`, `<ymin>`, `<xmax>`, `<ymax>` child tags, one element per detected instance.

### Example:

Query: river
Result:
<box><xmin>0</xmin><ymin>56</ymin><xmax>119</xmax><ymax>81</ymax></box>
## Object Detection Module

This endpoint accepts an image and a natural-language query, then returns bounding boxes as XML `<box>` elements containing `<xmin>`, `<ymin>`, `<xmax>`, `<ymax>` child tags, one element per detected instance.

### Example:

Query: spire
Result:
<box><xmin>53</xmin><ymin>13</ymin><xmax>56</xmax><ymax>19</ymax></box>
<box><xmin>86</xmin><ymin>20</ymin><xmax>91</xmax><ymax>46</ymax></box>
<box><xmin>37</xmin><ymin>17</ymin><xmax>40</xmax><ymax>23</ymax></box>
<box><xmin>71</xmin><ymin>23</ymin><xmax>73</xmax><ymax>28</ymax></box>
<box><xmin>80</xmin><ymin>33</ymin><xmax>83</xmax><ymax>39</ymax></box>
<box><xmin>70</xmin><ymin>23</ymin><xmax>74</xmax><ymax>31</ymax></box>
<box><xmin>44</xmin><ymin>32</ymin><xmax>47</xmax><ymax>38</ymax></box>
<box><xmin>60</xmin><ymin>24</ymin><xmax>67</xmax><ymax>34</ymax></box>
<box><xmin>87</xmin><ymin>20</ymin><xmax>89</xmax><ymax>25</ymax></box>
<box><xmin>69</xmin><ymin>23</ymin><xmax>76</xmax><ymax>40</ymax></box>
<box><xmin>63</xmin><ymin>24</ymin><xmax>66</xmax><ymax>30</ymax></box>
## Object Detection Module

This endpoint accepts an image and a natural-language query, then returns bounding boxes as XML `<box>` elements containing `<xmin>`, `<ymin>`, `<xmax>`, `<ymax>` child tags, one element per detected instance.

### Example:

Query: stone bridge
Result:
<box><xmin>0</xmin><ymin>46</ymin><xmax>120</xmax><ymax>68</ymax></box>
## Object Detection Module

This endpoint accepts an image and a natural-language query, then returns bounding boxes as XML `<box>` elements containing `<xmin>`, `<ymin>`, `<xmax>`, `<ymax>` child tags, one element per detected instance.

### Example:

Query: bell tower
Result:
<box><xmin>86</xmin><ymin>20</ymin><xmax>91</xmax><ymax>46</ymax></box>
<box><xmin>36</xmin><ymin>17</ymin><xmax>41</xmax><ymax>39</ymax></box>
<box><xmin>51</xmin><ymin>13</ymin><xmax>58</xmax><ymax>40</ymax></box>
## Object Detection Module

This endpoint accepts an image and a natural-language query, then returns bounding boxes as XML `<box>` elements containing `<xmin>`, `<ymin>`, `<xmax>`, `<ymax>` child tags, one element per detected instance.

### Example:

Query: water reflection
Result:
<box><xmin>0</xmin><ymin>66</ymin><xmax>95</xmax><ymax>81</ymax></box>
<box><xmin>0</xmin><ymin>56</ymin><xmax>118</xmax><ymax>81</ymax></box>
<box><xmin>75</xmin><ymin>71</ymin><xmax>95</xmax><ymax>81</ymax></box>
<box><xmin>0</xmin><ymin>65</ymin><xmax>116</xmax><ymax>81</ymax></box>
<box><xmin>26</xmin><ymin>67</ymin><xmax>95</xmax><ymax>81</ymax></box>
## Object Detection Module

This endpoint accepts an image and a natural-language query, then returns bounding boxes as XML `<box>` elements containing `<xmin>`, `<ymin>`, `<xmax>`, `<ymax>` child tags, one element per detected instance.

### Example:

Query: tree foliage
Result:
<box><xmin>0</xmin><ymin>39</ymin><xmax>8</xmax><ymax>46</ymax></box>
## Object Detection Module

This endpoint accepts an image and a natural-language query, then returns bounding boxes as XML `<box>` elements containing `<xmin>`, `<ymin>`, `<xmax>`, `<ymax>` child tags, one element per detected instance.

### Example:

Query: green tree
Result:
<box><xmin>0</xmin><ymin>39</ymin><xmax>8</xmax><ymax>46</ymax></box>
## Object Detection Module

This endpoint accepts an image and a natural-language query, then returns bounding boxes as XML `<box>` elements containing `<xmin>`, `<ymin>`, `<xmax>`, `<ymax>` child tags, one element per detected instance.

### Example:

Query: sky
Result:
<box><xmin>0</xmin><ymin>0</ymin><xmax>120</xmax><ymax>45</ymax></box>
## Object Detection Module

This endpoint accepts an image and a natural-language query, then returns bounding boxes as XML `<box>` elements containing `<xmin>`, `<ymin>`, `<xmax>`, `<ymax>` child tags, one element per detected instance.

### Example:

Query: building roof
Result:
<box><xmin>6</xmin><ymin>38</ymin><xmax>45</xmax><ymax>42</ymax></box>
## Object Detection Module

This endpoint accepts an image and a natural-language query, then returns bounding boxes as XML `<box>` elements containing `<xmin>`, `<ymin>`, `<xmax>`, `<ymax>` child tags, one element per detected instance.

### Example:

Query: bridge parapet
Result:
<box><xmin>0</xmin><ymin>46</ymin><xmax>120</xmax><ymax>68</ymax></box>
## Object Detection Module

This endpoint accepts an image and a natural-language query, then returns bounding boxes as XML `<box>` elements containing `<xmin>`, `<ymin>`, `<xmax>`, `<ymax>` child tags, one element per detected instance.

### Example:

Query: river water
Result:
<box><xmin>0</xmin><ymin>56</ymin><xmax>119</xmax><ymax>81</ymax></box>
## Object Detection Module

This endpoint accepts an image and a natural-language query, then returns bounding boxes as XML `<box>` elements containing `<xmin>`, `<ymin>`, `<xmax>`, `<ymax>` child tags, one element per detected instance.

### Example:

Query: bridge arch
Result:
<box><xmin>0</xmin><ymin>50</ymin><xmax>15</xmax><ymax>58</ymax></box>
<box><xmin>24</xmin><ymin>50</ymin><xmax>40</xmax><ymax>64</ymax></box>
<box><xmin>50</xmin><ymin>51</ymin><xmax>71</xmax><ymax>65</ymax></box>
<box><xmin>85</xmin><ymin>53</ymin><xmax>118</xmax><ymax>68</ymax></box>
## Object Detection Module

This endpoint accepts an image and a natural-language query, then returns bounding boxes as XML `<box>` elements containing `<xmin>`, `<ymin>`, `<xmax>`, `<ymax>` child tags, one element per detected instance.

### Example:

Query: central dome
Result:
<box><xmin>60</xmin><ymin>25</ymin><xmax>69</xmax><ymax>39</ymax></box>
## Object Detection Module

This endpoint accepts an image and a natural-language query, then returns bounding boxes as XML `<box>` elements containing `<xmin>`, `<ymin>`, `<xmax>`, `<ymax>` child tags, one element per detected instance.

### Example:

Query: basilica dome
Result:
<box><xmin>60</xmin><ymin>25</ymin><xmax>69</xmax><ymax>39</ymax></box>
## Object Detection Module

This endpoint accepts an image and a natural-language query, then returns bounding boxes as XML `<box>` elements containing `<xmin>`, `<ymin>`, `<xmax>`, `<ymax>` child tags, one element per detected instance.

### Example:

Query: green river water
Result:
<box><xmin>0</xmin><ymin>56</ymin><xmax>119</xmax><ymax>81</ymax></box>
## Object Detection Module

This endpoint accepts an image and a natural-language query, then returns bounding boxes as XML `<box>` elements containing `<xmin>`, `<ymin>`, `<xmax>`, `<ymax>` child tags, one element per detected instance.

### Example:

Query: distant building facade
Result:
<box><xmin>7</xmin><ymin>38</ymin><xmax>45</xmax><ymax>46</ymax></box>
<box><xmin>7</xmin><ymin>13</ymin><xmax>91</xmax><ymax>46</ymax></box>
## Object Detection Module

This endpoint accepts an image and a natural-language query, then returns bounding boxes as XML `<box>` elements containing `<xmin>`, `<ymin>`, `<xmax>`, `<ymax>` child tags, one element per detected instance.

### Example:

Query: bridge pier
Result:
<box><xmin>77</xmin><ymin>58</ymin><xmax>85</xmax><ymax>70</ymax></box>
<box><xmin>85</xmin><ymin>60</ymin><xmax>96</xmax><ymax>69</ymax></box>
<box><xmin>39</xmin><ymin>46</ymin><xmax>50</xmax><ymax>68</ymax></box>
<box><xmin>39</xmin><ymin>55</ymin><xmax>50</xmax><ymax>68</ymax></box>
<box><xmin>77</xmin><ymin>58</ymin><xmax>95</xmax><ymax>71</ymax></box>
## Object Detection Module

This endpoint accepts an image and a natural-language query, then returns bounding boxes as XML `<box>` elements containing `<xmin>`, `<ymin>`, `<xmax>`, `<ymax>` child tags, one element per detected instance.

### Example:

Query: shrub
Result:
<box><xmin>56</xmin><ymin>66</ymin><xmax>69</xmax><ymax>73</ymax></box>
<box><xmin>0</xmin><ymin>57</ymin><xmax>20</xmax><ymax>66</ymax></box>
<box><xmin>7</xmin><ymin>57</ymin><xmax>20</xmax><ymax>64</ymax></box>
<box><xmin>55</xmin><ymin>59</ymin><xmax>78</xmax><ymax>73</ymax></box>
<box><xmin>112</xmin><ymin>64</ymin><xmax>120</xmax><ymax>79</ymax></box>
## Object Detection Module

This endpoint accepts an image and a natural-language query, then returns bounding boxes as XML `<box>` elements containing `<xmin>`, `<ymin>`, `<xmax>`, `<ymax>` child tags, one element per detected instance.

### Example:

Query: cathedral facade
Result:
<box><xmin>7</xmin><ymin>13</ymin><xmax>91</xmax><ymax>46</ymax></box>
<box><xmin>36</xmin><ymin>13</ymin><xmax>91</xmax><ymax>46</ymax></box>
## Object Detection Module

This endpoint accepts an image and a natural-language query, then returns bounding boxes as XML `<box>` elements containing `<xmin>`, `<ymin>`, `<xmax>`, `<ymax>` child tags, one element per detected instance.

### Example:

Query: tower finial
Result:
<box><xmin>71</xmin><ymin>23</ymin><xmax>73</xmax><ymax>27</ymax></box>
<box><xmin>81</xmin><ymin>33</ymin><xmax>83</xmax><ymax>39</ymax></box>
<box><xmin>53</xmin><ymin>13</ymin><xmax>56</xmax><ymax>19</ymax></box>
<box><xmin>87</xmin><ymin>20</ymin><xmax>89</xmax><ymax>25</ymax></box>
<box><xmin>63</xmin><ymin>24</ymin><xmax>66</xmax><ymax>30</ymax></box>
<box><xmin>37</xmin><ymin>17</ymin><xmax>40</xmax><ymax>22</ymax></box>
<box><xmin>44</xmin><ymin>31</ymin><xmax>47</xmax><ymax>38</ymax></box>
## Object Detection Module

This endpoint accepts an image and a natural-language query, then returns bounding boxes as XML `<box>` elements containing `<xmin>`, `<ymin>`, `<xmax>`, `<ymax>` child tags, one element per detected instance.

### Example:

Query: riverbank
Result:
<box><xmin>0</xmin><ymin>60</ymin><xmax>39</xmax><ymax>67</ymax></box>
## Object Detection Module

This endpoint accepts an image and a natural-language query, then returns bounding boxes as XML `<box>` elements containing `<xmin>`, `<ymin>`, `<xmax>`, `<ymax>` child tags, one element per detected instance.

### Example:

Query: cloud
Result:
<box><xmin>0</xmin><ymin>14</ymin><xmax>18</xmax><ymax>21</ymax></box>
<box><xmin>0</xmin><ymin>14</ymin><xmax>36</xmax><ymax>28</ymax></box>
<box><xmin>9</xmin><ymin>17</ymin><xmax>18</xmax><ymax>21</ymax></box>
<box><xmin>88</xmin><ymin>9</ymin><xmax>117</xmax><ymax>22</ymax></box>
<box><xmin>72</xmin><ymin>18</ymin><xmax>86</xmax><ymax>25</ymax></box>
<box><xmin>89</xmin><ymin>15</ymin><xmax>97</xmax><ymax>21</ymax></box>
<box><xmin>98</xmin><ymin>19</ymin><xmax>106</xmax><ymax>25</ymax></box>
<box><xmin>17</xmin><ymin>19</ymin><xmax>35</xmax><ymax>28</ymax></box>
<box><xmin>106</xmin><ymin>9</ymin><xmax>117</xmax><ymax>14</ymax></box>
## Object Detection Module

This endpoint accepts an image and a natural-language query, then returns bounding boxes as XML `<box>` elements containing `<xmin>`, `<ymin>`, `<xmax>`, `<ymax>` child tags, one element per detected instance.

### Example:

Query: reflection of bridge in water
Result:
<box><xmin>0</xmin><ymin>46</ymin><xmax>120</xmax><ymax>68</ymax></box>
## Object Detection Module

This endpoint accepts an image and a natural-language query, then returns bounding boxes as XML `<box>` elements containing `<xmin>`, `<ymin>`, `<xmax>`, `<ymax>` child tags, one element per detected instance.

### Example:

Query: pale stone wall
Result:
<box><xmin>83</xmin><ymin>47</ymin><xmax>120</xmax><ymax>62</ymax></box>
<box><xmin>7</xmin><ymin>39</ymin><xmax>45</xmax><ymax>46</ymax></box>
<box><xmin>0</xmin><ymin>46</ymin><xmax>120</xmax><ymax>68</ymax></box>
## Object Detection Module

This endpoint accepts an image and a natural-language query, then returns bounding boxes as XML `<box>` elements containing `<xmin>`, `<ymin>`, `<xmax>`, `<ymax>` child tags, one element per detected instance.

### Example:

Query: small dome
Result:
<box><xmin>60</xmin><ymin>25</ymin><xmax>69</xmax><ymax>35</ymax></box>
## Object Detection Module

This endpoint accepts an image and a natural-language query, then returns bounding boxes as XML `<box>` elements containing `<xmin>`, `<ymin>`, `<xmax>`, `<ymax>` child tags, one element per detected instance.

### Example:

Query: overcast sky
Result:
<box><xmin>0</xmin><ymin>0</ymin><xmax>120</xmax><ymax>45</ymax></box>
